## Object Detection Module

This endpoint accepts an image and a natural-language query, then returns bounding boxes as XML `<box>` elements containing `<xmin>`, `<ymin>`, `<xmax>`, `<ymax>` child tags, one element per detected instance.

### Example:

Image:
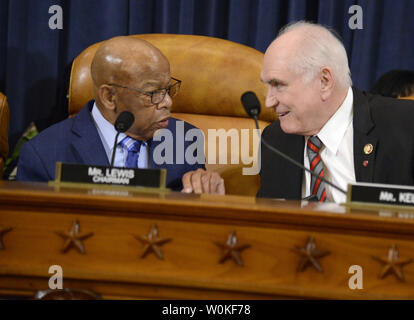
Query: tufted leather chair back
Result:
<box><xmin>69</xmin><ymin>34</ymin><xmax>276</xmax><ymax>195</ymax></box>
<box><xmin>0</xmin><ymin>92</ymin><xmax>9</xmax><ymax>177</ymax></box>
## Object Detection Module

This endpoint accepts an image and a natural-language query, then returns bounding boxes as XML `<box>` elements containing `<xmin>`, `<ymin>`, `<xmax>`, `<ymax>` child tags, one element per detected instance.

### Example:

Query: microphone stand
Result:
<box><xmin>251</xmin><ymin>114</ymin><xmax>347</xmax><ymax>196</ymax></box>
<box><xmin>110</xmin><ymin>131</ymin><xmax>121</xmax><ymax>168</ymax></box>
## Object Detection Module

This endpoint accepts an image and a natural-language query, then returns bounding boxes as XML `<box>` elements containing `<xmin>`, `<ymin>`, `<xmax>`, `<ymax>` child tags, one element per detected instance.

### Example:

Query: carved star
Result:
<box><xmin>56</xmin><ymin>220</ymin><xmax>94</xmax><ymax>254</ymax></box>
<box><xmin>292</xmin><ymin>236</ymin><xmax>330</xmax><ymax>273</ymax></box>
<box><xmin>0</xmin><ymin>227</ymin><xmax>13</xmax><ymax>250</ymax></box>
<box><xmin>135</xmin><ymin>224</ymin><xmax>172</xmax><ymax>259</ymax></box>
<box><xmin>372</xmin><ymin>244</ymin><xmax>412</xmax><ymax>282</ymax></box>
<box><xmin>214</xmin><ymin>231</ymin><xmax>251</xmax><ymax>266</ymax></box>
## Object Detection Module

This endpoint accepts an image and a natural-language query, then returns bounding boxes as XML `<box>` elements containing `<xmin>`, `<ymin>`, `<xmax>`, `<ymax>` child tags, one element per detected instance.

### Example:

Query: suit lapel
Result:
<box><xmin>288</xmin><ymin>135</ymin><xmax>305</xmax><ymax>198</ymax></box>
<box><xmin>70</xmin><ymin>101</ymin><xmax>109</xmax><ymax>166</ymax></box>
<box><xmin>352</xmin><ymin>88</ymin><xmax>377</xmax><ymax>182</ymax></box>
<box><xmin>271</xmin><ymin>132</ymin><xmax>304</xmax><ymax>199</ymax></box>
<box><xmin>148</xmin><ymin>118</ymin><xmax>178</xmax><ymax>171</ymax></box>
<box><xmin>148</xmin><ymin>138</ymin><xmax>163</xmax><ymax>169</ymax></box>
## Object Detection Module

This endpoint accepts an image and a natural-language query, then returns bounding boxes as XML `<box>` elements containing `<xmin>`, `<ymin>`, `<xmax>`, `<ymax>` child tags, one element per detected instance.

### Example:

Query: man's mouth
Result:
<box><xmin>157</xmin><ymin>117</ymin><xmax>170</xmax><ymax>128</ymax></box>
<box><xmin>277</xmin><ymin>111</ymin><xmax>290</xmax><ymax>118</ymax></box>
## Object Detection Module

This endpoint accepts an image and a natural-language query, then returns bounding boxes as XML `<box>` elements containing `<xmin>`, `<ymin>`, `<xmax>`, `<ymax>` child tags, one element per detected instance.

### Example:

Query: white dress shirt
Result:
<box><xmin>91</xmin><ymin>103</ymin><xmax>148</xmax><ymax>168</ymax></box>
<box><xmin>302</xmin><ymin>87</ymin><xmax>355</xmax><ymax>203</ymax></box>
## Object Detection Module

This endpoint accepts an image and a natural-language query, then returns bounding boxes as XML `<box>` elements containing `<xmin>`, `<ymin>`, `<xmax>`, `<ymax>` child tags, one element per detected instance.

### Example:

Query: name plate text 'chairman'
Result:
<box><xmin>54</xmin><ymin>162</ymin><xmax>166</xmax><ymax>189</ymax></box>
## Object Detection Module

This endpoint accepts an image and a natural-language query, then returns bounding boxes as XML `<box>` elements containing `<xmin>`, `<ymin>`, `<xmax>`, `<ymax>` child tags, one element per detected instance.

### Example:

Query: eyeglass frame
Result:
<box><xmin>107</xmin><ymin>77</ymin><xmax>181</xmax><ymax>105</ymax></box>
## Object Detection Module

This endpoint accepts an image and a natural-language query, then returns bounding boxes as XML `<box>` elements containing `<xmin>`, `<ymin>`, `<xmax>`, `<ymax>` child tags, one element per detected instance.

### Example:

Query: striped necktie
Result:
<box><xmin>306</xmin><ymin>136</ymin><xmax>327</xmax><ymax>202</ymax></box>
<box><xmin>119</xmin><ymin>136</ymin><xmax>141</xmax><ymax>169</ymax></box>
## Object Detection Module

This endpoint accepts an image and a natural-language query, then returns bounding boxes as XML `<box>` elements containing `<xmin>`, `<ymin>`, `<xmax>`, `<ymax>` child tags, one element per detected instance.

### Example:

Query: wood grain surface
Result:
<box><xmin>0</xmin><ymin>181</ymin><xmax>414</xmax><ymax>299</ymax></box>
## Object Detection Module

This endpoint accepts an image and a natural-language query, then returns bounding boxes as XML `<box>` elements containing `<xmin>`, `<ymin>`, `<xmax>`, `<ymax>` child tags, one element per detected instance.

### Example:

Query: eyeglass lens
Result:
<box><xmin>152</xmin><ymin>82</ymin><xmax>180</xmax><ymax>104</ymax></box>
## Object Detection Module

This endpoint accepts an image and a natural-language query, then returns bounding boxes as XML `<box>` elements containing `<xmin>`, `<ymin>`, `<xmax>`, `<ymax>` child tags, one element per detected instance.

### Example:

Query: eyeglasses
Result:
<box><xmin>108</xmin><ymin>77</ymin><xmax>181</xmax><ymax>104</ymax></box>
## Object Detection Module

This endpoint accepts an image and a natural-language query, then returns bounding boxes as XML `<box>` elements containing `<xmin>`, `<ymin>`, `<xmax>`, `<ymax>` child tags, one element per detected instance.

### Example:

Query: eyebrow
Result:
<box><xmin>144</xmin><ymin>79</ymin><xmax>165</xmax><ymax>86</ymax></box>
<box><xmin>264</xmin><ymin>78</ymin><xmax>287</xmax><ymax>86</ymax></box>
<box><xmin>142</xmin><ymin>79</ymin><xmax>170</xmax><ymax>90</ymax></box>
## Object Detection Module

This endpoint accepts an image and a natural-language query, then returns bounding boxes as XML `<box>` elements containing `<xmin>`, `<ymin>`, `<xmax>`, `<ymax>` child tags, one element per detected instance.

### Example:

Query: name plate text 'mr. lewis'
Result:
<box><xmin>54</xmin><ymin>162</ymin><xmax>166</xmax><ymax>189</ymax></box>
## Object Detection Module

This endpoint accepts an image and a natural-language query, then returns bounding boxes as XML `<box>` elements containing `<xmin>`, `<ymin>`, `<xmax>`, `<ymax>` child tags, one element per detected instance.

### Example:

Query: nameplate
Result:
<box><xmin>54</xmin><ymin>162</ymin><xmax>166</xmax><ymax>189</ymax></box>
<box><xmin>347</xmin><ymin>182</ymin><xmax>414</xmax><ymax>209</ymax></box>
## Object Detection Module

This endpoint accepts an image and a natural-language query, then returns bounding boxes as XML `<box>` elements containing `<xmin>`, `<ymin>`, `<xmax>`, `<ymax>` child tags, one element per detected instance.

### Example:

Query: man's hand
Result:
<box><xmin>181</xmin><ymin>168</ymin><xmax>225</xmax><ymax>195</ymax></box>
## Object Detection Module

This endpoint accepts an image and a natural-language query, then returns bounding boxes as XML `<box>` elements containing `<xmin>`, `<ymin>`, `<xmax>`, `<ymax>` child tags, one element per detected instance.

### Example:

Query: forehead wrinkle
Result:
<box><xmin>126</xmin><ymin>64</ymin><xmax>168</xmax><ymax>88</ymax></box>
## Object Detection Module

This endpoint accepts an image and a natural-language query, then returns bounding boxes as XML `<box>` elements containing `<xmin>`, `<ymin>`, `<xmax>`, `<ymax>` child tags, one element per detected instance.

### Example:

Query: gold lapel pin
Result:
<box><xmin>364</xmin><ymin>144</ymin><xmax>373</xmax><ymax>155</ymax></box>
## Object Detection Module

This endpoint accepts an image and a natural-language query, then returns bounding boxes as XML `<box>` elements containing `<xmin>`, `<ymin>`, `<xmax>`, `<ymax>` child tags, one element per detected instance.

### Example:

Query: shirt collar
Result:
<box><xmin>91</xmin><ymin>102</ymin><xmax>127</xmax><ymax>153</ymax></box>
<box><xmin>317</xmin><ymin>87</ymin><xmax>353</xmax><ymax>155</ymax></box>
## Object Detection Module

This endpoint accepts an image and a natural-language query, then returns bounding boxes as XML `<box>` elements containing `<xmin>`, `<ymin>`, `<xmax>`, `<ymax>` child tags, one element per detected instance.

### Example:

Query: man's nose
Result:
<box><xmin>157</xmin><ymin>92</ymin><xmax>173</xmax><ymax>110</ymax></box>
<box><xmin>265</xmin><ymin>89</ymin><xmax>279</xmax><ymax>108</ymax></box>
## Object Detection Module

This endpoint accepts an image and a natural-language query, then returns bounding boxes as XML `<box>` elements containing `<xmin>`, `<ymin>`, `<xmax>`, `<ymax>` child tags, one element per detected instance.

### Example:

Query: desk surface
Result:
<box><xmin>1</xmin><ymin>181</ymin><xmax>413</xmax><ymax>235</ymax></box>
<box><xmin>0</xmin><ymin>181</ymin><xmax>414</xmax><ymax>299</ymax></box>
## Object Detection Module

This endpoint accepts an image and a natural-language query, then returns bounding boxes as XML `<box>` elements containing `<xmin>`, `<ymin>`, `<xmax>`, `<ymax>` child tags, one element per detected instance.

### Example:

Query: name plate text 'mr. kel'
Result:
<box><xmin>348</xmin><ymin>182</ymin><xmax>414</xmax><ymax>208</ymax></box>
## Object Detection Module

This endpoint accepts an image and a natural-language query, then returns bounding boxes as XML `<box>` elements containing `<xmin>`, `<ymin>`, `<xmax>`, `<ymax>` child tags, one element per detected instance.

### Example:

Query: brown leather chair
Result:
<box><xmin>34</xmin><ymin>288</ymin><xmax>101</xmax><ymax>300</ymax></box>
<box><xmin>69</xmin><ymin>34</ymin><xmax>276</xmax><ymax>195</ymax></box>
<box><xmin>0</xmin><ymin>92</ymin><xmax>9</xmax><ymax>177</ymax></box>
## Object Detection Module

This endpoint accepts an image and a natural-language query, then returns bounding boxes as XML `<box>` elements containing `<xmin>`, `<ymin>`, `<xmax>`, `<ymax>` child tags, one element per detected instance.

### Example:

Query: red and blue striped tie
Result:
<box><xmin>306</xmin><ymin>136</ymin><xmax>327</xmax><ymax>202</ymax></box>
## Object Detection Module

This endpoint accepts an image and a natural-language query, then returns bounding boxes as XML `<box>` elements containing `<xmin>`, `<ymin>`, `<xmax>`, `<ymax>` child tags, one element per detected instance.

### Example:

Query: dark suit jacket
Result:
<box><xmin>17</xmin><ymin>101</ymin><xmax>205</xmax><ymax>191</ymax></box>
<box><xmin>257</xmin><ymin>88</ymin><xmax>414</xmax><ymax>199</ymax></box>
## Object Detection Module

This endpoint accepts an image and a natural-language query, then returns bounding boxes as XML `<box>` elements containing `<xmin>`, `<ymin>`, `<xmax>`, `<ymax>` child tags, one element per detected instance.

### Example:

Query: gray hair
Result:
<box><xmin>277</xmin><ymin>21</ymin><xmax>352</xmax><ymax>88</ymax></box>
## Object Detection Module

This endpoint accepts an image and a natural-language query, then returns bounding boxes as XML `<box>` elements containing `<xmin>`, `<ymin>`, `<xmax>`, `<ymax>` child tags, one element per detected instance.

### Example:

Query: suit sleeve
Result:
<box><xmin>16</xmin><ymin>141</ymin><xmax>51</xmax><ymax>182</ymax></box>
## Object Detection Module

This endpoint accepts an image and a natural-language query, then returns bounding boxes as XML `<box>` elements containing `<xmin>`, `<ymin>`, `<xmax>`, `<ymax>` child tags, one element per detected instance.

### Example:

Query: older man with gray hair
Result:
<box><xmin>257</xmin><ymin>21</ymin><xmax>414</xmax><ymax>203</ymax></box>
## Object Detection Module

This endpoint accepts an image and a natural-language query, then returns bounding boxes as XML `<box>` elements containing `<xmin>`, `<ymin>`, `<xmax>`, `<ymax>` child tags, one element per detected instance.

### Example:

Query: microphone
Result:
<box><xmin>240</xmin><ymin>91</ymin><xmax>346</xmax><ymax>199</ymax></box>
<box><xmin>241</xmin><ymin>91</ymin><xmax>261</xmax><ymax>118</ymax></box>
<box><xmin>110</xmin><ymin>111</ymin><xmax>135</xmax><ymax>168</ymax></box>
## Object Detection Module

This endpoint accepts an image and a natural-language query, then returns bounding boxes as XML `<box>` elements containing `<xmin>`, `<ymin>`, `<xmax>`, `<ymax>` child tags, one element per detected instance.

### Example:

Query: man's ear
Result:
<box><xmin>320</xmin><ymin>67</ymin><xmax>335</xmax><ymax>101</ymax></box>
<box><xmin>98</xmin><ymin>85</ymin><xmax>117</xmax><ymax>112</ymax></box>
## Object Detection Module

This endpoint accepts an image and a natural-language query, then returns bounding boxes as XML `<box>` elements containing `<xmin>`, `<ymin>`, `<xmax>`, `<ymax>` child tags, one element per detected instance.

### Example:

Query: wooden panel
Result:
<box><xmin>0</xmin><ymin>181</ymin><xmax>414</xmax><ymax>299</ymax></box>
